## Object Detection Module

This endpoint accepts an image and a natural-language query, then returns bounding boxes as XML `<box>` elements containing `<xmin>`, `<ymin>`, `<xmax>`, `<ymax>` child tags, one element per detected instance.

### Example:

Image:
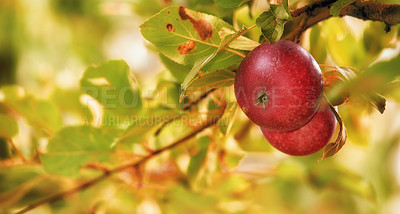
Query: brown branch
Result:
<box><xmin>15</xmin><ymin>116</ymin><xmax>221</xmax><ymax>214</ymax></box>
<box><xmin>342</xmin><ymin>0</ymin><xmax>400</xmax><ymax>26</ymax></box>
<box><xmin>285</xmin><ymin>0</ymin><xmax>400</xmax><ymax>41</ymax></box>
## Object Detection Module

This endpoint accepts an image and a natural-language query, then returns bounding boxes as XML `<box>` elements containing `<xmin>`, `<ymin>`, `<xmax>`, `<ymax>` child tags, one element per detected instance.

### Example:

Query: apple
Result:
<box><xmin>261</xmin><ymin>106</ymin><xmax>337</xmax><ymax>156</ymax></box>
<box><xmin>234</xmin><ymin>40</ymin><xmax>323</xmax><ymax>131</ymax></box>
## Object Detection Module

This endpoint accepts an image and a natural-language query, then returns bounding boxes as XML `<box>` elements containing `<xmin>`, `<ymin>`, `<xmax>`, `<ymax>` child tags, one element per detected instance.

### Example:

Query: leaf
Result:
<box><xmin>309</xmin><ymin>25</ymin><xmax>327</xmax><ymax>63</ymax></box>
<box><xmin>367</xmin><ymin>93</ymin><xmax>386</xmax><ymax>114</ymax></box>
<box><xmin>181</xmin><ymin>51</ymin><xmax>219</xmax><ymax>93</ymax></box>
<box><xmin>335</xmin><ymin>66</ymin><xmax>387</xmax><ymax>113</ymax></box>
<box><xmin>256</xmin><ymin>0</ymin><xmax>292</xmax><ymax>43</ymax></box>
<box><xmin>0</xmin><ymin>86</ymin><xmax>62</xmax><ymax>135</ymax></box>
<box><xmin>80</xmin><ymin>60</ymin><xmax>142</xmax><ymax>118</ymax></box>
<box><xmin>140</xmin><ymin>6</ymin><xmax>243</xmax><ymax>71</ymax></box>
<box><xmin>213</xmin><ymin>0</ymin><xmax>247</xmax><ymax>8</ymax></box>
<box><xmin>180</xmin><ymin>26</ymin><xmax>255</xmax><ymax>98</ymax></box>
<box><xmin>319</xmin><ymin>106</ymin><xmax>347</xmax><ymax>160</ymax></box>
<box><xmin>183</xmin><ymin>70</ymin><xmax>235</xmax><ymax>99</ymax></box>
<box><xmin>256</xmin><ymin>11</ymin><xmax>286</xmax><ymax>43</ymax></box>
<box><xmin>270</xmin><ymin>0</ymin><xmax>292</xmax><ymax>20</ymax></box>
<box><xmin>0</xmin><ymin>114</ymin><xmax>18</xmax><ymax>138</ymax></box>
<box><xmin>187</xmin><ymin>136</ymin><xmax>210</xmax><ymax>182</ymax></box>
<box><xmin>218</xmin><ymin>27</ymin><xmax>260</xmax><ymax>51</ymax></box>
<box><xmin>159</xmin><ymin>53</ymin><xmax>191</xmax><ymax>83</ymax></box>
<box><xmin>40</xmin><ymin>126</ymin><xmax>118</xmax><ymax>177</ymax></box>
<box><xmin>217</xmin><ymin>102</ymin><xmax>238</xmax><ymax>135</ymax></box>
<box><xmin>330</xmin><ymin>0</ymin><xmax>356</xmax><ymax>16</ymax></box>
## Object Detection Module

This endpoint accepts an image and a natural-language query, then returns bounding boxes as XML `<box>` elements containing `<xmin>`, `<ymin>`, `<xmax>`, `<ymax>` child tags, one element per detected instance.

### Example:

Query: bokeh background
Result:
<box><xmin>1</xmin><ymin>0</ymin><xmax>400</xmax><ymax>213</ymax></box>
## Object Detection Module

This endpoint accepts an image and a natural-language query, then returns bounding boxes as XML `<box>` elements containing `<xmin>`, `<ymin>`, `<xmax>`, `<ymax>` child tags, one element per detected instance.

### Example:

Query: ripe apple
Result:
<box><xmin>234</xmin><ymin>40</ymin><xmax>323</xmax><ymax>131</ymax></box>
<box><xmin>261</xmin><ymin>106</ymin><xmax>337</xmax><ymax>156</ymax></box>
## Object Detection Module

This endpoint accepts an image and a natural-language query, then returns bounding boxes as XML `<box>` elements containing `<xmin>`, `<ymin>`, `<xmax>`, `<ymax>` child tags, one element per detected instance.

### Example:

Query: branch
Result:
<box><xmin>15</xmin><ymin>116</ymin><xmax>221</xmax><ymax>214</ymax></box>
<box><xmin>284</xmin><ymin>0</ymin><xmax>400</xmax><ymax>42</ymax></box>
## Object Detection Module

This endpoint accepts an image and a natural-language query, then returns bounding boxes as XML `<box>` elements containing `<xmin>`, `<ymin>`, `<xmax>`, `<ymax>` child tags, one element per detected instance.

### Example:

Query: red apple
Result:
<box><xmin>234</xmin><ymin>40</ymin><xmax>323</xmax><ymax>131</ymax></box>
<box><xmin>261</xmin><ymin>106</ymin><xmax>336</xmax><ymax>156</ymax></box>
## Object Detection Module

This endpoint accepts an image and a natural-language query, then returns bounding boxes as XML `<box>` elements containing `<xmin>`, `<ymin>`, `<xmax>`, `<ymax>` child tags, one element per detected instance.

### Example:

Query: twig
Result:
<box><xmin>15</xmin><ymin>116</ymin><xmax>222</xmax><ymax>214</ymax></box>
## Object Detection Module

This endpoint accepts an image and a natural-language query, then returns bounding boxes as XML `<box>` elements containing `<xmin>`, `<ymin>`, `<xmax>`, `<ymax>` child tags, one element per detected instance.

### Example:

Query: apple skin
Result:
<box><xmin>261</xmin><ymin>106</ymin><xmax>337</xmax><ymax>156</ymax></box>
<box><xmin>234</xmin><ymin>40</ymin><xmax>323</xmax><ymax>131</ymax></box>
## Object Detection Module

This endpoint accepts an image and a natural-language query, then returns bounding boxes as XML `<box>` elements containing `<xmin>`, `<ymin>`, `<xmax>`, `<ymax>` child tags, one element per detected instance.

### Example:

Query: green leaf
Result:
<box><xmin>270</xmin><ymin>0</ymin><xmax>292</xmax><ymax>20</ymax></box>
<box><xmin>80</xmin><ymin>60</ymin><xmax>142</xmax><ymax>118</ymax></box>
<box><xmin>183</xmin><ymin>70</ymin><xmax>235</xmax><ymax>99</ymax></box>
<box><xmin>181</xmin><ymin>26</ymin><xmax>255</xmax><ymax>97</ymax></box>
<box><xmin>213</xmin><ymin>0</ymin><xmax>247</xmax><ymax>8</ymax></box>
<box><xmin>0</xmin><ymin>114</ymin><xmax>18</xmax><ymax>138</ymax></box>
<box><xmin>181</xmin><ymin>51</ymin><xmax>219</xmax><ymax>93</ymax></box>
<box><xmin>217</xmin><ymin>102</ymin><xmax>237</xmax><ymax>135</ymax></box>
<box><xmin>140</xmin><ymin>6</ymin><xmax>243</xmax><ymax>71</ymax></box>
<box><xmin>159</xmin><ymin>53</ymin><xmax>191</xmax><ymax>83</ymax></box>
<box><xmin>40</xmin><ymin>126</ymin><xmax>117</xmax><ymax>177</ymax></box>
<box><xmin>187</xmin><ymin>136</ymin><xmax>210</xmax><ymax>182</ymax></box>
<box><xmin>256</xmin><ymin>11</ymin><xmax>286</xmax><ymax>43</ymax></box>
<box><xmin>334</xmin><ymin>66</ymin><xmax>389</xmax><ymax>113</ymax></box>
<box><xmin>309</xmin><ymin>25</ymin><xmax>327</xmax><ymax>63</ymax></box>
<box><xmin>218</xmin><ymin>27</ymin><xmax>260</xmax><ymax>51</ymax></box>
<box><xmin>0</xmin><ymin>86</ymin><xmax>62</xmax><ymax>135</ymax></box>
<box><xmin>330</xmin><ymin>0</ymin><xmax>356</xmax><ymax>16</ymax></box>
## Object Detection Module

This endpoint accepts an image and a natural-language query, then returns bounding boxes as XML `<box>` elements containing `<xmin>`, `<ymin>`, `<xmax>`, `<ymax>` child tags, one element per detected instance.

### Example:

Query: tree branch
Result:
<box><xmin>284</xmin><ymin>0</ymin><xmax>400</xmax><ymax>42</ymax></box>
<box><xmin>15</xmin><ymin>116</ymin><xmax>221</xmax><ymax>214</ymax></box>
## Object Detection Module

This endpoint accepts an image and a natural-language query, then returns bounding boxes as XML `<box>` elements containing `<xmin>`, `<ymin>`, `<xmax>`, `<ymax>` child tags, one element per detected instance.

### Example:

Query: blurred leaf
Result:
<box><xmin>217</xmin><ymin>102</ymin><xmax>237</xmax><ymax>135</ymax></box>
<box><xmin>323</xmin><ymin>18</ymin><xmax>367</xmax><ymax>68</ymax></box>
<box><xmin>133</xmin><ymin>0</ymin><xmax>164</xmax><ymax>17</ymax></box>
<box><xmin>0</xmin><ymin>86</ymin><xmax>62</xmax><ymax>135</ymax></box>
<box><xmin>326</xmin><ymin>66</ymin><xmax>388</xmax><ymax>114</ymax></box>
<box><xmin>362</xmin><ymin>52</ymin><xmax>400</xmax><ymax>88</ymax></box>
<box><xmin>363</xmin><ymin>22</ymin><xmax>397</xmax><ymax>59</ymax></box>
<box><xmin>367</xmin><ymin>93</ymin><xmax>386</xmax><ymax>114</ymax></box>
<box><xmin>0</xmin><ymin>114</ymin><xmax>18</xmax><ymax>138</ymax></box>
<box><xmin>162</xmin><ymin>185</ymin><xmax>218</xmax><ymax>214</ymax></box>
<box><xmin>140</xmin><ymin>6</ymin><xmax>243</xmax><ymax>72</ymax></box>
<box><xmin>310</xmin><ymin>164</ymin><xmax>376</xmax><ymax>202</ymax></box>
<box><xmin>184</xmin><ymin>70</ymin><xmax>235</xmax><ymax>99</ymax></box>
<box><xmin>320</xmin><ymin>106</ymin><xmax>347</xmax><ymax>160</ymax></box>
<box><xmin>40</xmin><ymin>126</ymin><xmax>117</xmax><ymax>176</ymax></box>
<box><xmin>330</xmin><ymin>0</ymin><xmax>356</xmax><ymax>16</ymax></box>
<box><xmin>80</xmin><ymin>60</ymin><xmax>142</xmax><ymax>118</ymax></box>
<box><xmin>309</xmin><ymin>25</ymin><xmax>327</xmax><ymax>63</ymax></box>
<box><xmin>188</xmin><ymin>136</ymin><xmax>210</xmax><ymax>182</ymax></box>
<box><xmin>159</xmin><ymin>53</ymin><xmax>191</xmax><ymax>83</ymax></box>
<box><xmin>50</xmin><ymin>88</ymin><xmax>92</xmax><ymax>120</ymax></box>
<box><xmin>213</xmin><ymin>0</ymin><xmax>247</xmax><ymax>9</ymax></box>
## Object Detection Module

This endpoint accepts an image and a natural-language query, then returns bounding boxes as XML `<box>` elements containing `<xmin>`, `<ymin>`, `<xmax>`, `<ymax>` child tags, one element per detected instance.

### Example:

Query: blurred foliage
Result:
<box><xmin>0</xmin><ymin>0</ymin><xmax>400</xmax><ymax>214</ymax></box>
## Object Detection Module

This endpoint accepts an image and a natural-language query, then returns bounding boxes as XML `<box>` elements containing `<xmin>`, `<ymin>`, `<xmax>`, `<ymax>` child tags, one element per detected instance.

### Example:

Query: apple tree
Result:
<box><xmin>0</xmin><ymin>0</ymin><xmax>400</xmax><ymax>213</ymax></box>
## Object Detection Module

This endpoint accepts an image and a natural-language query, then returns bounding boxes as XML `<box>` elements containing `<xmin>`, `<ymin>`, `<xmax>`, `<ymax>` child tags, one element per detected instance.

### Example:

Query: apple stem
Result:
<box><xmin>254</xmin><ymin>90</ymin><xmax>268</xmax><ymax>109</ymax></box>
